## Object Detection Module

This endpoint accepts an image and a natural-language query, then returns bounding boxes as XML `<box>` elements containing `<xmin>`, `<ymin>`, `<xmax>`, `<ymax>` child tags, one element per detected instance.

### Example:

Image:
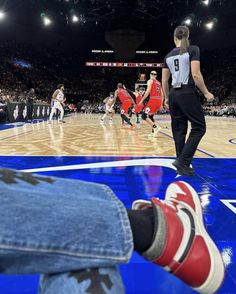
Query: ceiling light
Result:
<box><xmin>205</xmin><ymin>21</ymin><xmax>214</xmax><ymax>30</ymax></box>
<box><xmin>43</xmin><ymin>16</ymin><xmax>52</xmax><ymax>26</ymax></box>
<box><xmin>72</xmin><ymin>15</ymin><xmax>79</xmax><ymax>23</ymax></box>
<box><xmin>183</xmin><ymin>18</ymin><xmax>192</xmax><ymax>26</ymax></box>
<box><xmin>0</xmin><ymin>11</ymin><xmax>5</xmax><ymax>20</ymax></box>
<box><xmin>201</xmin><ymin>0</ymin><xmax>211</xmax><ymax>6</ymax></box>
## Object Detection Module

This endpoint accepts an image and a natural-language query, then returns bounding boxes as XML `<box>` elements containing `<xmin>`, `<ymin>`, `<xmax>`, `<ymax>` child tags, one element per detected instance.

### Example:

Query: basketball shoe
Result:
<box><xmin>152</xmin><ymin>126</ymin><xmax>162</xmax><ymax>138</ymax></box>
<box><xmin>132</xmin><ymin>181</ymin><xmax>225</xmax><ymax>294</ymax></box>
<box><xmin>172</xmin><ymin>159</ymin><xmax>195</xmax><ymax>177</ymax></box>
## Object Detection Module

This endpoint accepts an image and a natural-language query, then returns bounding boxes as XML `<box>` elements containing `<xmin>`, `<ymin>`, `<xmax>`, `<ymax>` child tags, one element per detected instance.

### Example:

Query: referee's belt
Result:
<box><xmin>173</xmin><ymin>82</ymin><xmax>183</xmax><ymax>89</ymax></box>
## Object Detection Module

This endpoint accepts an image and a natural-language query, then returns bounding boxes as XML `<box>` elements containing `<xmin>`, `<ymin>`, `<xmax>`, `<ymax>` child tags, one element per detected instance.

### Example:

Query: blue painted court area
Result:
<box><xmin>0</xmin><ymin>155</ymin><xmax>235</xmax><ymax>293</ymax></box>
<box><xmin>0</xmin><ymin>120</ymin><xmax>45</xmax><ymax>131</ymax></box>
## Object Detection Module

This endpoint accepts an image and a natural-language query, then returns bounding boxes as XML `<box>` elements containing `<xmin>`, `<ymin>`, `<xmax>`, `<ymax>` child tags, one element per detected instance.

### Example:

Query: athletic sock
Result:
<box><xmin>122</xmin><ymin>114</ymin><xmax>133</xmax><ymax>126</ymax></box>
<box><xmin>127</xmin><ymin>208</ymin><xmax>155</xmax><ymax>255</ymax></box>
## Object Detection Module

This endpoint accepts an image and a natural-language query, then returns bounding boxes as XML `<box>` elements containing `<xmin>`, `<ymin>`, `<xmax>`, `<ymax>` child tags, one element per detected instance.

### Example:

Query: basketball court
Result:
<box><xmin>0</xmin><ymin>113</ymin><xmax>235</xmax><ymax>293</ymax></box>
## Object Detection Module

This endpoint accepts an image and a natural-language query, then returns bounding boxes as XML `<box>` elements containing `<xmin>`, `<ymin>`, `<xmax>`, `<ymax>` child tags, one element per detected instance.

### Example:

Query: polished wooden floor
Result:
<box><xmin>0</xmin><ymin>113</ymin><xmax>236</xmax><ymax>157</ymax></box>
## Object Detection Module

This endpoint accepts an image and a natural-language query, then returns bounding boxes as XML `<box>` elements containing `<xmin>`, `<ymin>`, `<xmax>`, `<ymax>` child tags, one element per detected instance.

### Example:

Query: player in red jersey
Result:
<box><xmin>139</xmin><ymin>71</ymin><xmax>163</xmax><ymax>137</ymax></box>
<box><xmin>114</xmin><ymin>83</ymin><xmax>136</xmax><ymax>129</ymax></box>
<box><xmin>133</xmin><ymin>86</ymin><xmax>145</xmax><ymax>124</ymax></box>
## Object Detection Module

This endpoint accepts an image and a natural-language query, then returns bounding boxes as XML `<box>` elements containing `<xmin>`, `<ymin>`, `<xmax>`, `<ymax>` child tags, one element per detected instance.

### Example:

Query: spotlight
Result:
<box><xmin>0</xmin><ymin>11</ymin><xmax>5</xmax><ymax>20</ymax></box>
<box><xmin>72</xmin><ymin>15</ymin><xmax>79</xmax><ymax>23</ymax></box>
<box><xmin>183</xmin><ymin>17</ymin><xmax>192</xmax><ymax>26</ymax></box>
<box><xmin>201</xmin><ymin>0</ymin><xmax>211</xmax><ymax>6</ymax></box>
<box><xmin>205</xmin><ymin>21</ymin><xmax>214</xmax><ymax>30</ymax></box>
<box><xmin>43</xmin><ymin>16</ymin><xmax>52</xmax><ymax>26</ymax></box>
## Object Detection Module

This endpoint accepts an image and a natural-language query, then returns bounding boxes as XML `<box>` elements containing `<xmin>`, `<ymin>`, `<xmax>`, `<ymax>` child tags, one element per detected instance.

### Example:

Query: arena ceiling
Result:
<box><xmin>2</xmin><ymin>0</ymin><xmax>236</xmax><ymax>32</ymax></box>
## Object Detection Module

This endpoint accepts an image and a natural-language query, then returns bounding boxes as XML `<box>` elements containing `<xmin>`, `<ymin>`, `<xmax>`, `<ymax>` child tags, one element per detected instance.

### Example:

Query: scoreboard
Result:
<box><xmin>86</xmin><ymin>62</ymin><xmax>163</xmax><ymax>68</ymax></box>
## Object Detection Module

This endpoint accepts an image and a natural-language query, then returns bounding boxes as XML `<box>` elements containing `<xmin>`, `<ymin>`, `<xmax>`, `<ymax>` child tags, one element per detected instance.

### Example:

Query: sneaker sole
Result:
<box><xmin>165</xmin><ymin>181</ymin><xmax>225</xmax><ymax>294</ymax></box>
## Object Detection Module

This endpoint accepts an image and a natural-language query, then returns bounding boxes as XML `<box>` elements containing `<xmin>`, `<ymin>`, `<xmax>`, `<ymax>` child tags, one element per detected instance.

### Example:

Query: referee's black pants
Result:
<box><xmin>169</xmin><ymin>86</ymin><xmax>206</xmax><ymax>166</ymax></box>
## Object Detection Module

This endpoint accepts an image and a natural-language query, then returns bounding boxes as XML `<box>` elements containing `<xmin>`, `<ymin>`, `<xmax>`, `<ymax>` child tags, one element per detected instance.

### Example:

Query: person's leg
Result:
<box><xmin>40</xmin><ymin>267</ymin><xmax>125</xmax><ymax>294</ymax></box>
<box><xmin>48</xmin><ymin>107</ymin><xmax>56</xmax><ymax>122</ymax></box>
<box><xmin>57</xmin><ymin>103</ymin><xmax>65</xmax><ymax>122</ymax></box>
<box><xmin>109</xmin><ymin>111</ymin><xmax>113</xmax><ymax>124</ymax></box>
<box><xmin>131</xmin><ymin>181</ymin><xmax>225</xmax><ymax>294</ymax></box>
<box><xmin>148</xmin><ymin>114</ymin><xmax>154</xmax><ymax>123</ymax></box>
<box><xmin>176</xmin><ymin>89</ymin><xmax>206</xmax><ymax>166</ymax></box>
<box><xmin>141</xmin><ymin>111</ymin><xmax>161</xmax><ymax>137</ymax></box>
<box><xmin>169</xmin><ymin>93</ymin><xmax>188</xmax><ymax>158</ymax></box>
<box><xmin>0</xmin><ymin>168</ymin><xmax>133</xmax><ymax>275</ymax></box>
<box><xmin>101</xmin><ymin>111</ymin><xmax>108</xmax><ymax>122</ymax></box>
<box><xmin>120</xmin><ymin>101</ymin><xmax>134</xmax><ymax>128</ymax></box>
<box><xmin>27</xmin><ymin>101</ymin><xmax>33</xmax><ymax>121</ymax></box>
<box><xmin>169</xmin><ymin>89</ymin><xmax>195</xmax><ymax>176</ymax></box>
<box><xmin>0</xmin><ymin>168</ymin><xmax>224</xmax><ymax>293</ymax></box>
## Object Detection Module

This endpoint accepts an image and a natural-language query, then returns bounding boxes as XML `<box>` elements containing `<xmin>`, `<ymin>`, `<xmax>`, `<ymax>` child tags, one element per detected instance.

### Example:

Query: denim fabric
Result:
<box><xmin>0</xmin><ymin>168</ymin><xmax>133</xmax><ymax>293</ymax></box>
<box><xmin>40</xmin><ymin>267</ymin><xmax>125</xmax><ymax>294</ymax></box>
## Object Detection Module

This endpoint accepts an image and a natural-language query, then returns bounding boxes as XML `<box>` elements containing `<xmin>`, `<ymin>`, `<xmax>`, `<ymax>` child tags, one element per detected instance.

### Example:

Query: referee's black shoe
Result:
<box><xmin>172</xmin><ymin>159</ymin><xmax>195</xmax><ymax>177</ymax></box>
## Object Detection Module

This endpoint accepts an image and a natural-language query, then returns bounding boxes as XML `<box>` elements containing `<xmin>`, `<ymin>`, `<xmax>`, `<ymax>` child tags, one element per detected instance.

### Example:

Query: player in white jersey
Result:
<box><xmin>100</xmin><ymin>92</ymin><xmax>115</xmax><ymax>124</ymax></box>
<box><xmin>48</xmin><ymin>84</ymin><xmax>66</xmax><ymax>124</ymax></box>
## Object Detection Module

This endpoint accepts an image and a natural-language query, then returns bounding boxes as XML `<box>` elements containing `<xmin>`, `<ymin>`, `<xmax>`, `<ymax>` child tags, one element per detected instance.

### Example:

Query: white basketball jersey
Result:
<box><xmin>56</xmin><ymin>90</ymin><xmax>64</xmax><ymax>102</ymax></box>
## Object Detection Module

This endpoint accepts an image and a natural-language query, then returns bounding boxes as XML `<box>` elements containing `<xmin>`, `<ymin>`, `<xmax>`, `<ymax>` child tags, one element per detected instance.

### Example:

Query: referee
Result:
<box><xmin>162</xmin><ymin>25</ymin><xmax>214</xmax><ymax>176</ymax></box>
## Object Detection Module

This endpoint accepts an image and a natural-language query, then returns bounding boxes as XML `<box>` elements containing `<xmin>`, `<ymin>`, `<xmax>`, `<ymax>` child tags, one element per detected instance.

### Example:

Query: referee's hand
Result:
<box><xmin>204</xmin><ymin>92</ymin><xmax>214</xmax><ymax>102</ymax></box>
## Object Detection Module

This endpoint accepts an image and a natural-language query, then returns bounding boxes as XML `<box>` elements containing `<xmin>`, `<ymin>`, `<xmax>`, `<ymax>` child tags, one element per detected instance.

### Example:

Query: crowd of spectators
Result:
<box><xmin>0</xmin><ymin>42</ymin><xmax>236</xmax><ymax>122</ymax></box>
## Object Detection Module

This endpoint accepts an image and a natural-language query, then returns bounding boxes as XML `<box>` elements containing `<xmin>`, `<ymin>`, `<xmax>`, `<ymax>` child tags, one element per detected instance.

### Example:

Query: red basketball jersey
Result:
<box><xmin>150</xmin><ymin>79</ymin><xmax>162</xmax><ymax>97</ymax></box>
<box><xmin>118</xmin><ymin>88</ymin><xmax>132</xmax><ymax>102</ymax></box>
<box><xmin>136</xmin><ymin>94</ymin><xmax>142</xmax><ymax>104</ymax></box>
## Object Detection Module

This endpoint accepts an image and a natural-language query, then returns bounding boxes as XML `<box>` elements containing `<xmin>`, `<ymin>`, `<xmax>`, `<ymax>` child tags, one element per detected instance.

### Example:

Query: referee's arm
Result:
<box><xmin>191</xmin><ymin>61</ymin><xmax>214</xmax><ymax>102</ymax></box>
<box><xmin>162</xmin><ymin>68</ymin><xmax>171</xmax><ymax>109</ymax></box>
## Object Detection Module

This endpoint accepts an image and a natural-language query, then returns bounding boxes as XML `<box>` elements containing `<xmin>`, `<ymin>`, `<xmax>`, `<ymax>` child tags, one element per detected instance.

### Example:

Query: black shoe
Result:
<box><xmin>59</xmin><ymin>120</ymin><xmax>66</xmax><ymax>123</ymax></box>
<box><xmin>172</xmin><ymin>160</ymin><xmax>195</xmax><ymax>177</ymax></box>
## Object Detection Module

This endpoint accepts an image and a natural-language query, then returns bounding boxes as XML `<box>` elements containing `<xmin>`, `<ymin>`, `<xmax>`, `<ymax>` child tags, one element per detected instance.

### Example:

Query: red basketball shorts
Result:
<box><xmin>120</xmin><ymin>100</ymin><xmax>133</xmax><ymax>114</ymax></box>
<box><xmin>144</xmin><ymin>97</ymin><xmax>162</xmax><ymax>114</ymax></box>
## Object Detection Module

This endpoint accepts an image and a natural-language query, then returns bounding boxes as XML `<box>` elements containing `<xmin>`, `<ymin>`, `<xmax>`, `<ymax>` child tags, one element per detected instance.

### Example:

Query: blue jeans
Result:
<box><xmin>0</xmin><ymin>168</ymin><xmax>134</xmax><ymax>293</ymax></box>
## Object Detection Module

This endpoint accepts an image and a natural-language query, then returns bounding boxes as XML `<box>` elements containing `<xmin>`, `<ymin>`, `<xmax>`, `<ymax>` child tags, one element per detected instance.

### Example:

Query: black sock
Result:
<box><xmin>127</xmin><ymin>208</ymin><xmax>155</xmax><ymax>255</ymax></box>
<box><xmin>121</xmin><ymin>114</ymin><xmax>132</xmax><ymax>126</ymax></box>
<box><xmin>149</xmin><ymin>115</ymin><xmax>155</xmax><ymax>122</ymax></box>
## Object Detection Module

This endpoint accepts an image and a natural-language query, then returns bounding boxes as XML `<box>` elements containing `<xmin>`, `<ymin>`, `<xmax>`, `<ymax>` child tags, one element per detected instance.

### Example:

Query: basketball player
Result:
<box><xmin>138</xmin><ymin>71</ymin><xmax>163</xmax><ymax>137</ymax></box>
<box><xmin>113</xmin><ymin>83</ymin><xmax>136</xmax><ymax>129</ymax></box>
<box><xmin>48</xmin><ymin>84</ymin><xmax>66</xmax><ymax>124</ymax></box>
<box><xmin>100</xmin><ymin>92</ymin><xmax>115</xmax><ymax>124</ymax></box>
<box><xmin>162</xmin><ymin>25</ymin><xmax>214</xmax><ymax>176</ymax></box>
<box><xmin>133</xmin><ymin>86</ymin><xmax>145</xmax><ymax>124</ymax></box>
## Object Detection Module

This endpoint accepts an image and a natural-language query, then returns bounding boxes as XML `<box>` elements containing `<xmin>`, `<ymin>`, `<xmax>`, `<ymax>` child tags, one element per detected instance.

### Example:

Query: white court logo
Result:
<box><xmin>37</xmin><ymin>106</ymin><xmax>40</xmax><ymax>117</ymax></box>
<box><xmin>21</xmin><ymin>158</ymin><xmax>176</xmax><ymax>173</ymax></box>
<box><xmin>23</xmin><ymin>105</ymin><xmax>27</xmax><ymax>119</ymax></box>
<box><xmin>220</xmin><ymin>200</ymin><xmax>236</xmax><ymax>214</ymax></box>
<box><xmin>13</xmin><ymin>105</ymin><xmax>19</xmax><ymax>120</ymax></box>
